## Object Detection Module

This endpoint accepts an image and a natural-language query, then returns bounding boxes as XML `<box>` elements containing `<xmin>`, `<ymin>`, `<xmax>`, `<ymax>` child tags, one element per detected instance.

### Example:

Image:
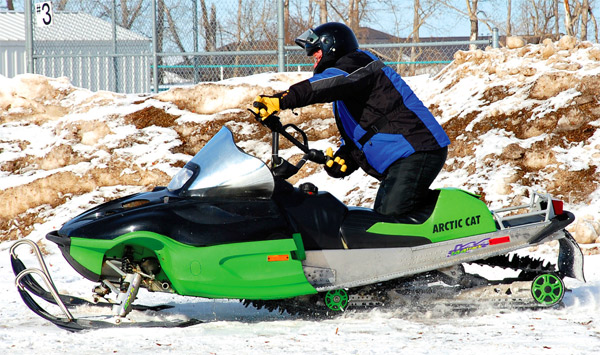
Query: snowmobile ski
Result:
<box><xmin>10</xmin><ymin>239</ymin><xmax>197</xmax><ymax>331</ymax></box>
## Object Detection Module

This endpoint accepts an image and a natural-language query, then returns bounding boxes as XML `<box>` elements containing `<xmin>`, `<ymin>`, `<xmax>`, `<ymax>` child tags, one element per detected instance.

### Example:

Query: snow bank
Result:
<box><xmin>2</xmin><ymin>36</ymin><xmax>600</xmax><ymax>245</ymax></box>
<box><xmin>3</xmin><ymin>37</ymin><xmax>600</xmax><ymax>354</ymax></box>
<box><xmin>422</xmin><ymin>37</ymin><xmax>600</xmax><ymax>243</ymax></box>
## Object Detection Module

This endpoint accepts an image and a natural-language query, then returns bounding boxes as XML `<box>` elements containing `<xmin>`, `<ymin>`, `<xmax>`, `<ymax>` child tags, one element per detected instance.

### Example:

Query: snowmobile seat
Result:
<box><xmin>340</xmin><ymin>208</ymin><xmax>433</xmax><ymax>248</ymax></box>
<box><xmin>340</xmin><ymin>190</ymin><xmax>439</xmax><ymax>249</ymax></box>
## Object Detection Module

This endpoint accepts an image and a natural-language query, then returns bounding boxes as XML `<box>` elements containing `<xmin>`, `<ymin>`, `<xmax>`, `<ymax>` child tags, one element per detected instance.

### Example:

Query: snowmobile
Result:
<box><xmin>11</xmin><ymin>112</ymin><xmax>585</xmax><ymax>331</ymax></box>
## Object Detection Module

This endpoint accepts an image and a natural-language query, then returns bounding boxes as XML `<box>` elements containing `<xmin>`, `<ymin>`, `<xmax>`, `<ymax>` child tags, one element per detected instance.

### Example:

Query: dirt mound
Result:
<box><xmin>2</xmin><ymin>39</ymin><xmax>600</xmax><ymax>243</ymax></box>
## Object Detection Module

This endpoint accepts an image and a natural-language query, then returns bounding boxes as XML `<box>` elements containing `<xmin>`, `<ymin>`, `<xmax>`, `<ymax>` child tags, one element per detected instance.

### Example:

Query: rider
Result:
<box><xmin>252</xmin><ymin>22</ymin><xmax>450</xmax><ymax>218</ymax></box>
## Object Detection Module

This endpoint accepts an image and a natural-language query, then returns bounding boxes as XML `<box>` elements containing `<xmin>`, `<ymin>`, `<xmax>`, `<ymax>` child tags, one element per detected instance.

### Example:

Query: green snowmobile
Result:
<box><xmin>11</xmin><ymin>115</ymin><xmax>584</xmax><ymax>331</ymax></box>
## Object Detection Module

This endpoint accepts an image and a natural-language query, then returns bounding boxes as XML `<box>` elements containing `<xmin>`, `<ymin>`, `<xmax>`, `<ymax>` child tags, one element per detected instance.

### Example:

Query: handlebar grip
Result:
<box><xmin>306</xmin><ymin>149</ymin><xmax>327</xmax><ymax>164</ymax></box>
<box><xmin>253</xmin><ymin>101</ymin><xmax>267</xmax><ymax>110</ymax></box>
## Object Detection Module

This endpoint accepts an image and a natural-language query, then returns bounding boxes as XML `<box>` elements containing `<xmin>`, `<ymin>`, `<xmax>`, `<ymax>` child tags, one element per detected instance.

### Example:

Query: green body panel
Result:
<box><xmin>367</xmin><ymin>188</ymin><xmax>497</xmax><ymax>243</ymax></box>
<box><xmin>291</xmin><ymin>233</ymin><xmax>306</xmax><ymax>261</ymax></box>
<box><xmin>69</xmin><ymin>232</ymin><xmax>317</xmax><ymax>300</ymax></box>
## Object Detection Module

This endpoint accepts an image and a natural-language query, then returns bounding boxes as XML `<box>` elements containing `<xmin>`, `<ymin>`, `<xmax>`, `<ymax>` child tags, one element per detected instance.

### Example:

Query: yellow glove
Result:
<box><xmin>251</xmin><ymin>95</ymin><xmax>280</xmax><ymax>120</ymax></box>
<box><xmin>325</xmin><ymin>147</ymin><xmax>349</xmax><ymax>177</ymax></box>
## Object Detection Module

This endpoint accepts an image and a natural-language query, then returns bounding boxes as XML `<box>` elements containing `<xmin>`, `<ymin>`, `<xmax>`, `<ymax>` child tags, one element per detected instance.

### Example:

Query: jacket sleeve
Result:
<box><xmin>279</xmin><ymin>79</ymin><xmax>313</xmax><ymax>110</ymax></box>
<box><xmin>280</xmin><ymin>67</ymin><xmax>370</xmax><ymax>110</ymax></box>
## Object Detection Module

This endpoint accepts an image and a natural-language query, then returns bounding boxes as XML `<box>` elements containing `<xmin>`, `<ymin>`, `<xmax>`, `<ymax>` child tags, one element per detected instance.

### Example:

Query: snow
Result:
<box><xmin>1</xmin><ymin>246</ymin><xmax>600</xmax><ymax>354</ymax></box>
<box><xmin>2</xmin><ymin>36</ymin><xmax>600</xmax><ymax>353</ymax></box>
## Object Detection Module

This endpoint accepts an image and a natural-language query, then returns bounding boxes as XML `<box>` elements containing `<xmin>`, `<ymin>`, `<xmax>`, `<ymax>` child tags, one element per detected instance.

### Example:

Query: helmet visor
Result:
<box><xmin>295</xmin><ymin>29</ymin><xmax>320</xmax><ymax>55</ymax></box>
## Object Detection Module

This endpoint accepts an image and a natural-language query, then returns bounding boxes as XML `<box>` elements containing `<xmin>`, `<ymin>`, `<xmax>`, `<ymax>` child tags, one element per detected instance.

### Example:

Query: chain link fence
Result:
<box><xmin>20</xmin><ymin>0</ymin><xmax>497</xmax><ymax>93</ymax></box>
<box><xmin>153</xmin><ymin>0</ymin><xmax>281</xmax><ymax>85</ymax></box>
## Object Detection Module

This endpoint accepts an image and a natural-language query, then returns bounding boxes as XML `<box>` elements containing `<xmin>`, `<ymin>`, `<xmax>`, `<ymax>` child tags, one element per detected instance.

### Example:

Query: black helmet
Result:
<box><xmin>295</xmin><ymin>22</ymin><xmax>359</xmax><ymax>72</ymax></box>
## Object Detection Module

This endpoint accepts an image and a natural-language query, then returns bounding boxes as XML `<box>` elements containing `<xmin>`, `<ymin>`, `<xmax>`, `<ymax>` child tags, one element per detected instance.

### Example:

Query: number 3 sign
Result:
<box><xmin>35</xmin><ymin>1</ymin><xmax>53</xmax><ymax>27</ymax></box>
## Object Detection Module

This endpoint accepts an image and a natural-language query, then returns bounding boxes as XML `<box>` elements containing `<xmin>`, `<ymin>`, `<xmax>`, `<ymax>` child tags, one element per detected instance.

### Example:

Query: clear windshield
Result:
<box><xmin>168</xmin><ymin>127</ymin><xmax>274</xmax><ymax>198</ymax></box>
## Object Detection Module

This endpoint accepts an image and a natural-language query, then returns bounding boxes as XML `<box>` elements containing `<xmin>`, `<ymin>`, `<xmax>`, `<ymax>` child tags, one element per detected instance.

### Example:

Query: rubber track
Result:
<box><xmin>242</xmin><ymin>254</ymin><xmax>557</xmax><ymax>316</ymax></box>
<box><xmin>469</xmin><ymin>254</ymin><xmax>557</xmax><ymax>278</ymax></box>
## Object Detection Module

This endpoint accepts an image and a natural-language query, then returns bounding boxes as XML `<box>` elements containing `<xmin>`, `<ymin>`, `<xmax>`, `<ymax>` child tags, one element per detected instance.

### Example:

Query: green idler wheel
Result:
<box><xmin>531</xmin><ymin>273</ymin><xmax>565</xmax><ymax>306</ymax></box>
<box><xmin>324</xmin><ymin>289</ymin><xmax>349</xmax><ymax>311</ymax></box>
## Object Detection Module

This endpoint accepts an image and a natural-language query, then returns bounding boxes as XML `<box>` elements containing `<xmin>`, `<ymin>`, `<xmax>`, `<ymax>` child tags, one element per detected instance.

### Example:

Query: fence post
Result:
<box><xmin>193</xmin><ymin>0</ymin><xmax>199</xmax><ymax>84</ymax></box>
<box><xmin>492</xmin><ymin>27</ymin><xmax>499</xmax><ymax>48</ymax></box>
<box><xmin>24</xmin><ymin>0</ymin><xmax>34</xmax><ymax>74</ymax></box>
<box><xmin>152</xmin><ymin>0</ymin><xmax>158</xmax><ymax>93</ymax></box>
<box><xmin>111</xmin><ymin>0</ymin><xmax>119</xmax><ymax>93</ymax></box>
<box><xmin>277</xmin><ymin>0</ymin><xmax>285</xmax><ymax>73</ymax></box>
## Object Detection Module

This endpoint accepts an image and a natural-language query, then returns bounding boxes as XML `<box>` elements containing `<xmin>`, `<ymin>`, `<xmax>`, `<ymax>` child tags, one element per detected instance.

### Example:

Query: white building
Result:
<box><xmin>0</xmin><ymin>11</ymin><xmax>151</xmax><ymax>93</ymax></box>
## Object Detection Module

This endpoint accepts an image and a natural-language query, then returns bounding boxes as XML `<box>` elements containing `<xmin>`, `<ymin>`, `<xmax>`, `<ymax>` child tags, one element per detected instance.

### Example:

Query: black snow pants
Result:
<box><xmin>374</xmin><ymin>146</ymin><xmax>448</xmax><ymax>218</ymax></box>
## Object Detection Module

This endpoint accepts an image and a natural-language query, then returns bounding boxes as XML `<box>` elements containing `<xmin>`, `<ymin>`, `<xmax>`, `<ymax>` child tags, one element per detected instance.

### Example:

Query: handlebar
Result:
<box><xmin>248</xmin><ymin>110</ymin><xmax>327</xmax><ymax>179</ymax></box>
<box><xmin>279</xmin><ymin>123</ymin><xmax>310</xmax><ymax>154</ymax></box>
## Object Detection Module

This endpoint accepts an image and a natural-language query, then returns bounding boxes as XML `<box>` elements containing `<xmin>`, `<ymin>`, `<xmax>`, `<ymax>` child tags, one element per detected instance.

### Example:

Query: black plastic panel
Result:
<box><xmin>58</xmin><ymin>189</ymin><xmax>292</xmax><ymax>247</ymax></box>
<box><xmin>274</xmin><ymin>190</ymin><xmax>347</xmax><ymax>250</ymax></box>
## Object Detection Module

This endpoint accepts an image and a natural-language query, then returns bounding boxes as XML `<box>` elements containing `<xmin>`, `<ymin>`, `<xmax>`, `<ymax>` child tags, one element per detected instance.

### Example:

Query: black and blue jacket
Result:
<box><xmin>280</xmin><ymin>49</ymin><xmax>450</xmax><ymax>179</ymax></box>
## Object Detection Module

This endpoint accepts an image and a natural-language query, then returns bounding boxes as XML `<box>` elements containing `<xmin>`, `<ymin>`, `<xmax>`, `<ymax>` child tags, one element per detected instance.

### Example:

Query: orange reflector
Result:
<box><xmin>268</xmin><ymin>254</ymin><xmax>289</xmax><ymax>262</ymax></box>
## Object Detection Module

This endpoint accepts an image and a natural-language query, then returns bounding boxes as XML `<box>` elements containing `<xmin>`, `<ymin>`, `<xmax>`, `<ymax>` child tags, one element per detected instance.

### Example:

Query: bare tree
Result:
<box><xmin>558</xmin><ymin>0</ymin><xmax>597</xmax><ymax>40</ymax></box>
<box><xmin>164</xmin><ymin>4</ymin><xmax>189</xmax><ymax>63</ymax></box>
<box><xmin>316</xmin><ymin>0</ymin><xmax>328</xmax><ymax>24</ymax></box>
<box><xmin>235</xmin><ymin>0</ymin><xmax>243</xmax><ymax>76</ymax></box>
<box><xmin>285</xmin><ymin>0</ymin><xmax>323</xmax><ymax>43</ymax></box>
<box><xmin>285</xmin><ymin>0</ymin><xmax>313</xmax><ymax>43</ymax></box>
<box><xmin>6</xmin><ymin>0</ymin><xmax>14</xmax><ymax>10</ymax></box>
<box><xmin>530</xmin><ymin>0</ymin><xmax>556</xmax><ymax>38</ymax></box>
<box><xmin>502</xmin><ymin>0</ymin><xmax>600</xmax><ymax>41</ymax></box>
<box><xmin>554</xmin><ymin>0</ymin><xmax>560</xmax><ymax>37</ymax></box>
<box><xmin>119</xmin><ymin>0</ymin><xmax>144</xmax><ymax>29</ymax></box>
<box><xmin>438</xmin><ymin>0</ymin><xmax>481</xmax><ymax>49</ymax></box>
<box><xmin>589</xmin><ymin>7</ymin><xmax>599</xmax><ymax>41</ymax></box>
<box><xmin>284</xmin><ymin>0</ymin><xmax>290</xmax><ymax>44</ymax></box>
<box><xmin>507</xmin><ymin>0</ymin><xmax>513</xmax><ymax>36</ymax></box>
<box><xmin>200</xmin><ymin>0</ymin><xmax>217</xmax><ymax>51</ymax></box>
<box><xmin>410</xmin><ymin>0</ymin><xmax>423</xmax><ymax>76</ymax></box>
<box><xmin>348</xmin><ymin>0</ymin><xmax>360</xmax><ymax>31</ymax></box>
<box><xmin>466</xmin><ymin>0</ymin><xmax>479</xmax><ymax>45</ymax></box>
<box><xmin>55</xmin><ymin>0</ymin><xmax>69</xmax><ymax>11</ymax></box>
<box><xmin>375</xmin><ymin>0</ymin><xmax>441</xmax><ymax>75</ymax></box>
<box><xmin>93</xmin><ymin>0</ymin><xmax>145</xmax><ymax>30</ymax></box>
<box><xmin>507</xmin><ymin>0</ymin><xmax>557</xmax><ymax>40</ymax></box>
<box><xmin>408</xmin><ymin>0</ymin><xmax>441</xmax><ymax>74</ymax></box>
<box><xmin>564</xmin><ymin>0</ymin><xmax>575</xmax><ymax>35</ymax></box>
<box><xmin>231</xmin><ymin>0</ymin><xmax>274</xmax><ymax>76</ymax></box>
<box><xmin>306</xmin><ymin>1</ymin><xmax>317</xmax><ymax>28</ymax></box>
<box><xmin>328</xmin><ymin>0</ymin><xmax>370</xmax><ymax>31</ymax></box>
<box><xmin>581</xmin><ymin>0</ymin><xmax>590</xmax><ymax>39</ymax></box>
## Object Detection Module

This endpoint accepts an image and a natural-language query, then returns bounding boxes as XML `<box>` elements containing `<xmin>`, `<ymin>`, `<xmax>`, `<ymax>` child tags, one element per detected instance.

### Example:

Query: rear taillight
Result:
<box><xmin>552</xmin><ymin>199</ymin><xmax>564</xmax><ymax>215</ymax></box>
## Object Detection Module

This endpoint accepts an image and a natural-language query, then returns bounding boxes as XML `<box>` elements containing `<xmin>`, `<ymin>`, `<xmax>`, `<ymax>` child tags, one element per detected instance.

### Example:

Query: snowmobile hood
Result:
<box><xmin>55</xmin><ymin>188</ymin><xmax>176</xmax><ymax>237</ymax></box>
<box><xmin>169</xmin><ymin>126</ymin><xmax>275</xmax><ymax>199</ymax></box>
<box><xmin>51</xmin><ymin>127</ymin><xmax>278</xmax><ymax>243</ymax></box>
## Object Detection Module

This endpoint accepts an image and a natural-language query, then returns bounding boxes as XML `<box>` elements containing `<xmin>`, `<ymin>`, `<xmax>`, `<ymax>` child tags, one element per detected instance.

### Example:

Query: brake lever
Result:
<box><xmin>248</xmin><ymin>107</ymin><xmax>312</xmax><ymax>156</ymax></box>
<box><xmin>247</xmin><ymin>107</ymin><xmax>264</xmax><ymax>123</ymax></box>
<box><xmin>248</xmin><ymin>108</ymin><xmax>283</xmax><ymax>132</ymax></box>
